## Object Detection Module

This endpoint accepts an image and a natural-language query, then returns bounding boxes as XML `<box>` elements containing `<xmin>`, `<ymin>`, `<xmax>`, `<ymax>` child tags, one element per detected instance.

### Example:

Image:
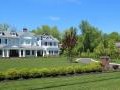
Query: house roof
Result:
<box><xmin>0</xmin><ymin>31</ymin><xmax>35</xmax><ymax>38</ymax></box>
<box><xmin>0</xmin><ymin>30</ymin><xmax>59</xmax><ymax>42</ymax></box>
<box><xmin>36</xmin><ymin>34</ymin><xmax>59</xmax><ymax>42</ymax></box>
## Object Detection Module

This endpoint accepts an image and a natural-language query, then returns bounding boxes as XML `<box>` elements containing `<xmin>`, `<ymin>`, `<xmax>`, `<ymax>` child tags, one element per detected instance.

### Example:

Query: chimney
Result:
<box><xmin>23</xmin><ymin>28</ymin><xmax>28</xmax><ymax>32</ymax></box>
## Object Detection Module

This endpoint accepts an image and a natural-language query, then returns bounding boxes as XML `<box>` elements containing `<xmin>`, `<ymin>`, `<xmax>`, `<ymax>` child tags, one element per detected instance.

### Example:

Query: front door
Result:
<box><xmin>9</xmin><ymin>50</ymin><xmax>19</xmax><ymax>57</ymax></box>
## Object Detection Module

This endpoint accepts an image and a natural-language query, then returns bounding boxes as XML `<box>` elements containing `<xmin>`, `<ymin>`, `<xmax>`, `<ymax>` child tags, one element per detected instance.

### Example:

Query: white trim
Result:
<box><xmin>2</xmin><ymin>49</ymin><xmax>5</xmax><ymax>57</ymax></box>
<box><xmin>6</xmin><ymin>50</ymin><xmax>9</xmax><ymax>57</ymax></box>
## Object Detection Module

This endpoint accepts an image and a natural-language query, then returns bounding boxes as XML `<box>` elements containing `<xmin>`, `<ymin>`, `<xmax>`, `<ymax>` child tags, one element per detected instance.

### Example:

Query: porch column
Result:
<box><xmin>43</xmin><ymin>50</ymin><xmax>45</xmax><ymax>57</ymax></box>
<box><xmin>53</xmin><ymin>51</ymin><xmax>55</xmax><ymax>55</ymax></box>
<box><xmin>19</xmin><ymin>50</ymin><xmax>21</xmax><ymax>57</ymax></box>
<box><xmin>30</xmin><ymin>50</ymin><xmax>32</xmax><ymax>56</ymax></box>
<box><xmin>23</xmin><ymin>50</ymin><xmax>25</xmax><ymax>57</ymax></box>
<box><xmin>2</xmin><ymin>49</ymin><xmax>5</xmax><ymax>57</ymax></box>
<box><xmin>46</xmin><ymin>50</ymin><xmax>49</xmax><ymax>56</ymax></box>
<box><xmin>6</xmin><ymin>50</ymin><xmax>9</xmax><ymax>57</ymax></box>
<box><xmin>35</xmin><ymin>50</ymin><xmax>37</xmax><ymax>57</ymax></box>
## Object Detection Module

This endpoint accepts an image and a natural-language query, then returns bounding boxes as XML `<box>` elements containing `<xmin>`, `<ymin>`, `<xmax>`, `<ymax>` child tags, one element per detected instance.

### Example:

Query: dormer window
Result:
<box><xmin>0</xmin><ymin>32</ymin><xmax>5</xmax><ymax>35</ymax></box>
<box><xmin>10</xmin><ymin>31</ymin><xmax>18</xmax><ymax>36</ymax></box>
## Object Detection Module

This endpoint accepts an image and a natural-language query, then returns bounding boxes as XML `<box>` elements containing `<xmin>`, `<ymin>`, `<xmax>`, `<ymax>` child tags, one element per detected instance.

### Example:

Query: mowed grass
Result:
<box><xmin>0</xmin><ymin>72</ymin><xmax>120</xmax><ymax>90</ymax></box>
<box><xmin>0</xmin><ymin>57</ymin><xmax>80</xmax><ymax>71</ymax></box>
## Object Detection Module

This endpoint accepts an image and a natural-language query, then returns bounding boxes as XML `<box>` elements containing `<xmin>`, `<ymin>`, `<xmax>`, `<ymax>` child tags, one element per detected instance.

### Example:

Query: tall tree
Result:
<box><xmin>108</xmin><ymin>32</ymin><xmax>120</xmax><ymax>41</ymax></box>
<box><xmin>62</xmin><ymin>27</ymin><xmax>77</xmax><ymax>62</ymax></box>
<box><xmin>79</xmin><ymin>20</ymin><xmax>102</xmax><ymax>52</ymax></box>
<box><xmin>0</xmin><ymin>24</ymin><xmax>10</xmax><ymax>31</ymax></box>
<box><xmin>32</xmin><ymin>25</ymin><xmax>61</xmax><ymax>40</ymax></box>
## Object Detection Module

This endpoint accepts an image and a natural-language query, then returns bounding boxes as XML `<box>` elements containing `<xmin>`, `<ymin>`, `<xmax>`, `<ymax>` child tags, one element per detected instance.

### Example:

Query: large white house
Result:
<box><xmin>0</xmin><ymin>28</ymin><xmax>59</xmax><ymax>57</ymax></box>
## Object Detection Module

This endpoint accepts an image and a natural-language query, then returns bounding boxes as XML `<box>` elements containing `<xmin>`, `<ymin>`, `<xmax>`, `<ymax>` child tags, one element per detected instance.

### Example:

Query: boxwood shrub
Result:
<box><xmin>0</xmin><ymin>62</ymin><xmax>102</xmax><ymax>81</ymax></box>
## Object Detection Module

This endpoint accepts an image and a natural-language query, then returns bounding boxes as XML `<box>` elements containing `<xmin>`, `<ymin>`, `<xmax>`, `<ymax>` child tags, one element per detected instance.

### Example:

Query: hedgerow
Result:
<box><xmin>0</xmin><ymin>62</ymin><xmax>102</xmax><ymax>81</ymax></box>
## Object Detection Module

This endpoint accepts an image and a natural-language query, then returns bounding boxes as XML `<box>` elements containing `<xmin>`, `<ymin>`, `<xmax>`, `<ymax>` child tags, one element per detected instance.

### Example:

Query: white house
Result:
<box><xmin>0</xmin><ymin>28</ymin><xmax>60</xmax><ymax>57</ymax></box>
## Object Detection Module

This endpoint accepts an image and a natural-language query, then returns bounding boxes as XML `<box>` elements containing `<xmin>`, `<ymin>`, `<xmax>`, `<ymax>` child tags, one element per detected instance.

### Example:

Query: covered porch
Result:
<box><xmin>0</xmin><ymin>47</ymin><xmax>45</xmax><ymax>57</ymax></box>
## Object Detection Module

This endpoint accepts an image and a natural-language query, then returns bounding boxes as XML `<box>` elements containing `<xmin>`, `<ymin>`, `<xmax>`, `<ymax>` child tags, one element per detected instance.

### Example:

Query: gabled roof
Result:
<box><xmin>36</xmin><ymin>34</ymin><xmax>59</xmax><ymax>42</ymax></box>
<box><xmin>0</xmin><ymin>30</ymin><xmax>59</xmax><ymax>42</ymax></box>
<box><xmin>19</xmin><ymin>32</ymin><xmax>35</xmax><ymax>37</ymax></box>
<box><xmin>0</xmin><ymin>31</ymin><xmax>35</xmax><ymax>38</ymax></box>
<box><xmin>0</xmin><ymin>31</ymin><xmax>19</xmax><ymax>38</ymax></box>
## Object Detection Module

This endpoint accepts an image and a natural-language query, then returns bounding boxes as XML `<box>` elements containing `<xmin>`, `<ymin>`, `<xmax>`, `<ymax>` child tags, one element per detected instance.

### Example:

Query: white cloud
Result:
<box><xmin>49</xmin><ymin>16</ymin><xmax>60</xmax><ymax>21</ymax></box>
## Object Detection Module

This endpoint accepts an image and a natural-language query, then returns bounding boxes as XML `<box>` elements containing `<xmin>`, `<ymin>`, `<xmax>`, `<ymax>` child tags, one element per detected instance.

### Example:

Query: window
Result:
<box><xmin>26</xmin><ymin>50</ymin><xmax>30</xmax><ymax>55</ymax></box>
<box><xmin>54</xmin><ymin>42</ymin><xmax>57</xmax><ymax>46</ymax></box>
<box><xmin>0</xmin><ymin>39</ymin><xmax>1</xmax><ymax>44</ymax></box>
<box><xmin>50</xmin><ymin>42</ymin><xmax>52</xmax><ymax>46</ymax></box>
<box><xmin>10</xmin><ymin>32</ymin><xmax>18</xmax><ymax>36</ymax></box>
<box><xmin>0</xmin><ymin>32</ymin><xmax>5</xmax><ymax>35</ymax></box>
<box><xmin>26</xmin><ymin>40</ymin><xmax>31</xmax><ymax>44</ymax></box>
<box><xmin>41</xmin><ymin>42</ymin><xmax>43</xmax><ymax>46</ymax></box>
<box><xmin>32</xmin><ymin>50</ymin><xmax>34</xmax><ymax>55</ymax></box>
<box><xmin>54</xmin><ymin>50</ymin><xmax>58</xmax><ymax>54</ymax></box>
<box><xmin>37</xmin><ymin>38</ymin><xmax>39</xmax><ymax>41</ymax></box>
<box><xmin>49</xmin><ymin>50</ymin><xmax>53</xmax><ymax>55</ymax></box>
<box><xmin>5</xmin><ymin>39</ymin><xmax>7</xmax><ymax>44</ymax></box>
<box><xmin>44</xmin><ymin>42</ymin><xmax>47</xmax><ymax>46</ymax></box>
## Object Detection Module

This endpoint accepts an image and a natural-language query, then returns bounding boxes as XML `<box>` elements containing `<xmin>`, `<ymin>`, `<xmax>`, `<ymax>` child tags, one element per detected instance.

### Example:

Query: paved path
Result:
<box><xmin>76</xmin><ymin>58</ymin><xmax>120</xmax><ymax>69</ymax></box>
<box><xmin>75</xmin><ymin>58</ymin><xmax>98</xmax><ymax>64</ymax></box>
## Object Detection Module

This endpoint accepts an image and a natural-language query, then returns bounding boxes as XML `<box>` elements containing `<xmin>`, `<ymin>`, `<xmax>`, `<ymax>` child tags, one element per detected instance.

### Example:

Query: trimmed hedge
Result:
<box><xmin>0</xmin><ymin>62</ymin><xmax>102</xmax><ymax>81</ymax></box>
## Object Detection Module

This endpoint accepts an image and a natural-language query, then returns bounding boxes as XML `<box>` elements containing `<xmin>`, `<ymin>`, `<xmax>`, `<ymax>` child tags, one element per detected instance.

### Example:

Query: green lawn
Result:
<box><xmin>1</xmin><ymin>57</ymin><xmax>120</xmax><ymax>90</ymax></box>
<box><xmin>0</xmin><ymin>72</ymin><xmax>120</xmax><ymax>90</ymax></box>
<box><xmin>111</xmin><ymin>59</ymin><xmax>120</xmax><ymax>64</ymax></box>
<box><xmin>0</xmin><ymin>57</ymin><xmax>80</xmax><ymax>71</ymax></box>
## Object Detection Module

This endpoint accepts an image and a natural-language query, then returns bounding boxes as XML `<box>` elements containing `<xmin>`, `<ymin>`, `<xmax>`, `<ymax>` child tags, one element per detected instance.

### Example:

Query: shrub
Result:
<box><xmin>5</xmin><ymin>69</ymin><xmax>20</xmax><ymax>80</ymax></box>
<box><xmin>19</xmin><ymin>68</ymin><xmax>31</xmax><ymax>79</ymax></box>
<box><xmin>49</xmin><ymin>68</ymin><xmax>61</xmax><ymax>76</ymax></box>
<box><xmin>0</xmin><ymin>72</ymin><xmax>5</xmax><ymax>81</ymax></box>
<box><xmin>66</xmin><ymin>66</ymin><xmax>75</xmax><ymax>74</ymax></box>
<box><xmin>29</xmin><ymin>68</ymin><xmax>41</xmax><ymax>78</ymax></box>
<box><xmin>0</xmin><ymin>62</ymin><xmax>102</xmax><ymax>81</ymax></box>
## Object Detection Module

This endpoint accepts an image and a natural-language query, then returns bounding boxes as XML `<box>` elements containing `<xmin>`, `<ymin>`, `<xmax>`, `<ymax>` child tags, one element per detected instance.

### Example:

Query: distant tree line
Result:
<box><xmin>1</xmin><ymin>20</ymin><xmax>120</xmax><ymax>61</ymax></box>
<box><xmin>31</xmin><ymin>20</ymin><xmax>120</xmax><ymax>61</ymax></box>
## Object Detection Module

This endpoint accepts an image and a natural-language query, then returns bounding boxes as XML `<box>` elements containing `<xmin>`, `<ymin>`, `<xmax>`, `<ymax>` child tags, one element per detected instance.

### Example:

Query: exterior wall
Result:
<box><xmin>39</xmin><ymin>40</ymin><xmax>59</xmax><ymax>56</ymax></box>
<box><xmin>8</xmin><ymin>38</ymin><xmax>19</xmax><ymax>47</ymax></box>
<box><xmin>0</xmin><ymin>37</ymin><xmax>8</xmax><ymax>46</ymax></box>
<box><xmin>0</xmin><ymin>31</ymin><xmax>60</xmax><ymax>57</ymax></box>
<box><xmin>20</xmin><ymin>37</ymin><xmax>36</xmax><ymax>47</ymax></box>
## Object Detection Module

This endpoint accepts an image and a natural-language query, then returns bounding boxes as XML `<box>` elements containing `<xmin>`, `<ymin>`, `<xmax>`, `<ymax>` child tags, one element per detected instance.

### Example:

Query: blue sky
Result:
<box><xmin>0</xmin><ymin>0</ymin><xmax>120</xmax><ymax>33</ymax></box>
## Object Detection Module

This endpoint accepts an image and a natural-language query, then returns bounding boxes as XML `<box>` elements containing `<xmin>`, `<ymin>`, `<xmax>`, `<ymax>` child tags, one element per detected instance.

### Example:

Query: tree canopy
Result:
<box><xmin>32</xmin><ymin>25</ymin><xmax>61</xmax><ymax>40</ymax></box>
